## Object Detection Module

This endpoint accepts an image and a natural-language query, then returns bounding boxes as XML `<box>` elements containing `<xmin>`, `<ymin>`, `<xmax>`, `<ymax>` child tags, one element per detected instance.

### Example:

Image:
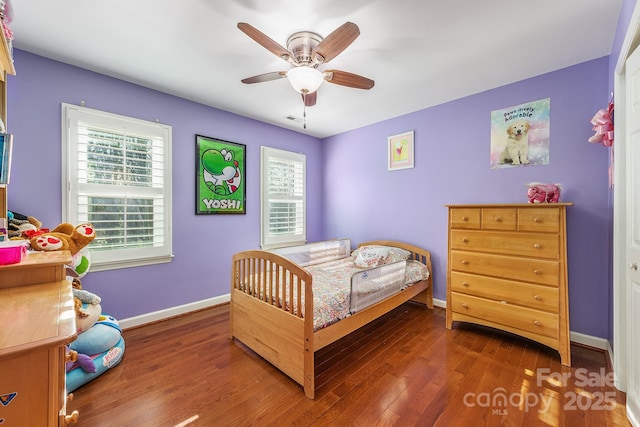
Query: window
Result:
<box><xmin>260</xmin><ymin>146</ymin><xmax>306</xmax><ymax>249</ymax></box>
<box><xmin>62</xmin><ymin>104</ymin><xmax>172</xmax><ymax>271</ymax></box>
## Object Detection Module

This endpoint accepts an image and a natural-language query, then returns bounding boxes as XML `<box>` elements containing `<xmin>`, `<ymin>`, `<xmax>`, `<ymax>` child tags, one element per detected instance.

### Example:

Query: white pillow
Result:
<box><xmin>353</xmin><ymin>245</ymin><xmax>412</xmax><ymax>268</ymax></box>
<box><xmin>354</xmin><ymin>246</ymin><xmax>390</xmax><ymax>268</ymax></box>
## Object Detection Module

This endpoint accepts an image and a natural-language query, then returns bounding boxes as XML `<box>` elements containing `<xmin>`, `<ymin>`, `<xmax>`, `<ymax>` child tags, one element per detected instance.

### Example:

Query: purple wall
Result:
<box><xmin>322</xmin><ymin>58</ymin><xmax>611</xmax><ymax>339</ymax></box>
<box><xmin>610</xmin><ymin>0</ymin><xmax>636</xmax><ymax>88</ymax></box>
<box><xmin>6</xmin><ymin>50</ymin><xmax>324</xmax><ymax>320</ymax></box>
<box><xmin>6</xmin><ymin>49</ymin><xmax>616</xmax><ymax>340</ymax></box>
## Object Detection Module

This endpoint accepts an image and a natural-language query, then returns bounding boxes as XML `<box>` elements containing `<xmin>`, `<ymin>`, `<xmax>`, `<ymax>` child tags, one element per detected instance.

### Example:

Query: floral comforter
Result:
<box><xmin>305</xmin><ymin>257</ymin><xmax>430</xmax><ymax>331</ymax></box>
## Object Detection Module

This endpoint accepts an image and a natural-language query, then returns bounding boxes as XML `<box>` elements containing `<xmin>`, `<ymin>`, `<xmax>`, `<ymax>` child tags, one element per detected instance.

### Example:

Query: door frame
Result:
<box><xmin>614</xmin><ymin>0</ymin><xmax>640</xmax><ymax>411</ymax></box>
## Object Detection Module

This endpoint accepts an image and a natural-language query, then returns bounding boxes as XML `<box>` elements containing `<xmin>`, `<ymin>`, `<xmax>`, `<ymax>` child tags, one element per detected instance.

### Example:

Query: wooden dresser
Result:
<box><xmin>446</xmin><ymin>203</ymin><xmax>572</xmax><ymax>366</ymax></box>
<box><xmin>0</xmin><ymin>251</ymin><xmax>79</xmax><ymax>425</ymax></box>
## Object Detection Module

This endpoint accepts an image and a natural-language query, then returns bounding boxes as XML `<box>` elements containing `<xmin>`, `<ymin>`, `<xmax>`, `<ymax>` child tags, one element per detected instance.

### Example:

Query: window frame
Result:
<box><xmin>260</xmin><ymin>146</ymin><xmax>306</xmax><ymax>250</ymax></box>
<box><xmin>61</xmin><ymin>103</ymin><xmax>173</xmax><ymax>271</ymax></box>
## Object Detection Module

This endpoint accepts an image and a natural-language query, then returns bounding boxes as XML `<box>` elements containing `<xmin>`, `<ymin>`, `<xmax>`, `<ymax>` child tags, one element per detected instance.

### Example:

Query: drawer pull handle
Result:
<box><xmin>494</xmin><ymin>217</ymin><xmax>501</xmax><ymax>222</ymax></box>
<box><xmin>533</xmin><ymin>243</ymin><xmax>541</xmax><ymax>249</ymax></box>
<box><xmin>462</xmin><ymin>282</ymin><xmax>469</xmax><ymax>287</ymax></box>
<box><xmin>462</xmin><ymin>303</ymin><xmax>469</xmax><ymax>309</ymax></box>
<box><xmin>533</xmin><ymin>217</ymin><xmax>541</xmax><ymax>223</ymax></box>
<box><xmin>533</xmin><ymin>320</ymin><xmax>542</xmax><ymax>327</ymax></box>
<box><xmin>462</xmin><ymin>238</ymin><xmax>469</xmax><ymax>243</ymax></box>
<box><xmin>65</xmin><ymin>410</ymin><xmax>80</xmax><ymax>424</ymax></box>
<box><xmin>462</xmin><ymin>216</ymin><xmax>468</xmax><ymax>221</ymax></box>
<box><xmin>534</xmin><ymin>295</ymin><xmax>542</xmax><ymax>301</ymax></box>
<box><xmin>533</xmin><ymin>269</ymin><xmax>541</xmax><ymax>275</ymax></box>
<box><xmin>461</xmin><ymin>260</ymin><xmax>469</xmax><ymax>265</ymax></box>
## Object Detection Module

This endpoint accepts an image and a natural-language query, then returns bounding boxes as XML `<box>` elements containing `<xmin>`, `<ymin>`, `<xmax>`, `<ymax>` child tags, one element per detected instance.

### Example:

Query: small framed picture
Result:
<box><xmin>195</xmin><ymin>135</ymin><xmax>246</xmax><ymax>214</ymax></box>
<box><xmin>388</xmin><ymin>130</ymin><xmax>414</xmax><ymax>171</ymax></box>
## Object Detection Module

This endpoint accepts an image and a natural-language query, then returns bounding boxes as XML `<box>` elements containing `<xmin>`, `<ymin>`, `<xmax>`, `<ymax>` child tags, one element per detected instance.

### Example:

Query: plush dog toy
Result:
<box><xmin>71</xmin><ymin>277</ymin><xmax>101</xmax><ymax>318</ymax></box>
<box><xmin>29</xmin><ymin>223</ymin><xmax>96</xmax><ymax>256</ymax></box>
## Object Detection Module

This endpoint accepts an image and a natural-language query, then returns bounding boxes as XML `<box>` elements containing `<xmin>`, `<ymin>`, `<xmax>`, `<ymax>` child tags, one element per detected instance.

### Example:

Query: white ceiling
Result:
<box><xmin>10</xmin><ymin>0</ymin><xmax>623</xmax><ymax>138</ymax></box>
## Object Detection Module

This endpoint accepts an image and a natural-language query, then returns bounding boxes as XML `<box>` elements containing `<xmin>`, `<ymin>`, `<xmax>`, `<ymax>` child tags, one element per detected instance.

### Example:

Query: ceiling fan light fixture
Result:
<box><xmin>286</xmin><ymin>67</ymin><xmax>324</xmax><ymax>94</ymax></box>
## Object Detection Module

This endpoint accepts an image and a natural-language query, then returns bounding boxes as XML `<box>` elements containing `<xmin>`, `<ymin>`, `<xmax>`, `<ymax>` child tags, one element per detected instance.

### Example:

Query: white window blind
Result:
<box><xmin>260</xmin><ymin>146</ymin><xmax>306</xmax><ymax>249</ymax></box>
<box><xmin>62</xmin><ymin>104</ymin><xmax>172</xmax><ymax>270</ymax></box>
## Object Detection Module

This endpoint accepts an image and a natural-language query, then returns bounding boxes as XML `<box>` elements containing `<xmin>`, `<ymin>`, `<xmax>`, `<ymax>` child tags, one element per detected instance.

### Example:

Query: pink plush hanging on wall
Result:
<box><xmin>588</xmin><ymin>101</ymin><xmax>614</xmax><ymax>147</ymax></box>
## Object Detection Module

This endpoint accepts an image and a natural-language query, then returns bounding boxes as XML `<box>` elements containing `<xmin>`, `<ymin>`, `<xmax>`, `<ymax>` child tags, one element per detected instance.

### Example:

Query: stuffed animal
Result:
<box><xmin>7</xmin><ymin>211</ymin><xmax>45</xmax><ymax>239</ymax></box>
<box><xmin>527</xmin><ymin>185</ymin><xmax>547</xmax><ymax>203</ymax></box>
<box><xmin>71</xmin><ymin>277</ymin><xmax>101</xmax><ymax>319</ymax></box>
<box><xmin>73</xmin><ymin>288</ymin><xmax>101</xmax><ymax>305</ymax></box>
<box><xmin>545</xmin><ymin>184</ymin><xmax>561</xmax><ymax>203</ymax></box>
<box><xmin>526</xmin><ymin>182</ymin><xmax>562</xmax><ymax>204</ymax></box>
<box><xmin>67</xmin><ymin>249</ymin><xmax>92</xmax><ymax>279</ymax></box>
<box><xmin>29</xmin><ymin>223</ymin><xmax>96</xmax><ymax>256</ymax></box>
<box><xmin>65</xmin><ymin>346</ymin><xmax>96</xmax><ymax>373</ymax></box>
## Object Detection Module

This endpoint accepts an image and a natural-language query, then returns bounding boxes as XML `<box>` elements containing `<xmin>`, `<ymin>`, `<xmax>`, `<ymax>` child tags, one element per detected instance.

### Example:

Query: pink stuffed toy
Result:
<box><xmin>545</xmin><ymin>184</ymin><xmax>561</xmax><ymax>203</ymax></box>
<box><xmin>526</xmin><ymin>182</ymin><xmax>562</xmax><ymax>203</ymax></box>
<box><xmin>527</xmin><ymin>186</ymin><xmax>546</xmax><ymax>203</ymax></box>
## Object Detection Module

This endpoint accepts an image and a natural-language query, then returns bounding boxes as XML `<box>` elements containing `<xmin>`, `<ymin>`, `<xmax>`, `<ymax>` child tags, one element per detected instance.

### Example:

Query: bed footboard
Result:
<box><xmin>230</xmin><ymin>250</ymin><xmax>316</xmax><ymax>398</ymax></box>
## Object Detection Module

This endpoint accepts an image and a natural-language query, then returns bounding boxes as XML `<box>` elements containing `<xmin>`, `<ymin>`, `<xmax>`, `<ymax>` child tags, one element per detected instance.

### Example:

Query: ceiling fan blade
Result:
<box><xmin>302</xmin><ymin>91</ymin><xmax>317</xmax><ymax>107</ymax></box>
<box><xmin>238</xmin><ymin>22</ymin><xmax>293</xmax><ymax>62</ymax></box>
<box><xmin>324</xmin><ymin>70</ymin><xmax>374</xmax><ymax>89</ymax></box>
<box><xmin>313</xmin><ymin>22</ymin><xmax>360</xmax><ymax>64</ymax></box>
<box><xmin>241</xmin><ymin>71</ymin><xmax>287</xmax><ymax>84</ymax></box>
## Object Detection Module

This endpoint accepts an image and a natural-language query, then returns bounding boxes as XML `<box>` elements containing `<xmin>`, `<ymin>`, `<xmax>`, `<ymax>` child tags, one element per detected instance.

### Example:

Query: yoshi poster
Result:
<box><xmin>196</xmin><ymin>135</ymin><xmax>246</xmax><ymax>214</ymax></box>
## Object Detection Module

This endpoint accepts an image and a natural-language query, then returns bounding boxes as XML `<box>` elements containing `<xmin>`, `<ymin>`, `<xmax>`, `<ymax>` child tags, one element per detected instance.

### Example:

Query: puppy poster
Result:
<box><xmin>490</xmin><ymin>98</ymin><xmax>550</xmax><ymax>169</ymax></box>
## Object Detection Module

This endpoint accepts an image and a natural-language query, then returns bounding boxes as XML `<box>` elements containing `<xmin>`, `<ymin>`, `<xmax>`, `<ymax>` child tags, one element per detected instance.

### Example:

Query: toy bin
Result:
<box><xmin>0</xmin><ymin>241</ymin><xmax>28</xmax><ymax>265</ymax></box>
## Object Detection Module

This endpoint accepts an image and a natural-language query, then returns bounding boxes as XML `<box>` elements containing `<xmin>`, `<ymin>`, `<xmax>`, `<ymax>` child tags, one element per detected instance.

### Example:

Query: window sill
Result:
<box><xmin>89</xmin><ymin>254</ymin><xmax>174</xmax><ymax>272</ymax></box>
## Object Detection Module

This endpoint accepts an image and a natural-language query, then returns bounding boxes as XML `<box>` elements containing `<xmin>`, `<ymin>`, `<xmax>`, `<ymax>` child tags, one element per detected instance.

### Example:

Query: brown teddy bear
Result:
<box><xmin>29</xmin><ymin>223</ymin><xmax>96</xmax><ymax>256</ymax></box>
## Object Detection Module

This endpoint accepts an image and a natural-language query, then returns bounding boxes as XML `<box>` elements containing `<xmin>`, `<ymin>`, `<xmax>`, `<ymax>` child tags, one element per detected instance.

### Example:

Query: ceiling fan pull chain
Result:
<box><xmin>303</xmin><ymin>91</ymin><xmax>307</xmax><ymax>129</ymax></box>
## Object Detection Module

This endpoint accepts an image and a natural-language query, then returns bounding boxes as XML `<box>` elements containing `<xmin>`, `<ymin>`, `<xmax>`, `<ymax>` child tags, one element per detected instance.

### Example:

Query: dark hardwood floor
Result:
<box><xmin>69</xmin><ymin>303</ymin><xmax>630</xmax><ymax>426</ymax></box>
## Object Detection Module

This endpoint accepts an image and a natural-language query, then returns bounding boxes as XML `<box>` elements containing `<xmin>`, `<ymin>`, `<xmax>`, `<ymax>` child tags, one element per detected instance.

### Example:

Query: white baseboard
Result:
<box><xmin>118</xmin><ymin>294</ymin><xmax>230</xmax><ymax>330</ymax></box>
<box><xmin>606</xmin><ymin>339</ymin><xmax>614</xmax><ymax>368</ymax></box>
<box><xmin>435</xmin><ymin>299</ymin><xmax>608</xmax><ymax>351</ymax></box>
<box><xmin>570</xmin><ymin>331</ymin><xmax>609</xmax><ymax>351</ymax></box>
<box><xmin>119</xmin><ymin>295</ymin><xmax>609</xmax><ymax>354</ymax></box>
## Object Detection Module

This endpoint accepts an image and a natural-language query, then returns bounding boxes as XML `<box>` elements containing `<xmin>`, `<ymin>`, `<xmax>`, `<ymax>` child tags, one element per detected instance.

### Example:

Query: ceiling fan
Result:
<box><xmin>238</xmin><ymin>21</ymin><xmax>375</xmax><ymax>108</ymax></box>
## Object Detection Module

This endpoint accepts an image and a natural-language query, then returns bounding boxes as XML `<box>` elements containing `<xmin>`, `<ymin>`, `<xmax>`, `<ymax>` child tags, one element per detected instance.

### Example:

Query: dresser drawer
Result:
<box><xmin>450</xmin><ymin>292</ymin><xmax>559</xmax><ymax>339</ymax></box>
<box><xmin>482</xmin><ymin>208</ymin><xmax>517</xmax><ymax>230</ymax></box>
<box><xmin>450</xmin><ymin>208</ymin><xmax>480</xmax><ymax>229</ymax></box>
<box><xmin>450</xmin><ymin>271</ymin><xmax>559</xmax><ymax>312</ymax></box>
<box><xmin>518</xmin><ymin>208</ymin><xmax>560</xmax><ymax>233</ymax></box>
<box><xmin>450</xmin><ymin>230</ymin><xmax>559</xmax><ymax>259</ymax></box>
<box><xmin>450</xmin><ymin>250</ymin><xmax>559</xmax><ymax>286</ymax></box>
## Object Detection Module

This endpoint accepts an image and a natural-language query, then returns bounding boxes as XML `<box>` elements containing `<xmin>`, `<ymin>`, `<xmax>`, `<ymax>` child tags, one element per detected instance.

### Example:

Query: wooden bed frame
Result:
<box><xmin>229</xmin><ymin>240</ymin><xmax>433</xmax><ymax>399</ymax></box>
